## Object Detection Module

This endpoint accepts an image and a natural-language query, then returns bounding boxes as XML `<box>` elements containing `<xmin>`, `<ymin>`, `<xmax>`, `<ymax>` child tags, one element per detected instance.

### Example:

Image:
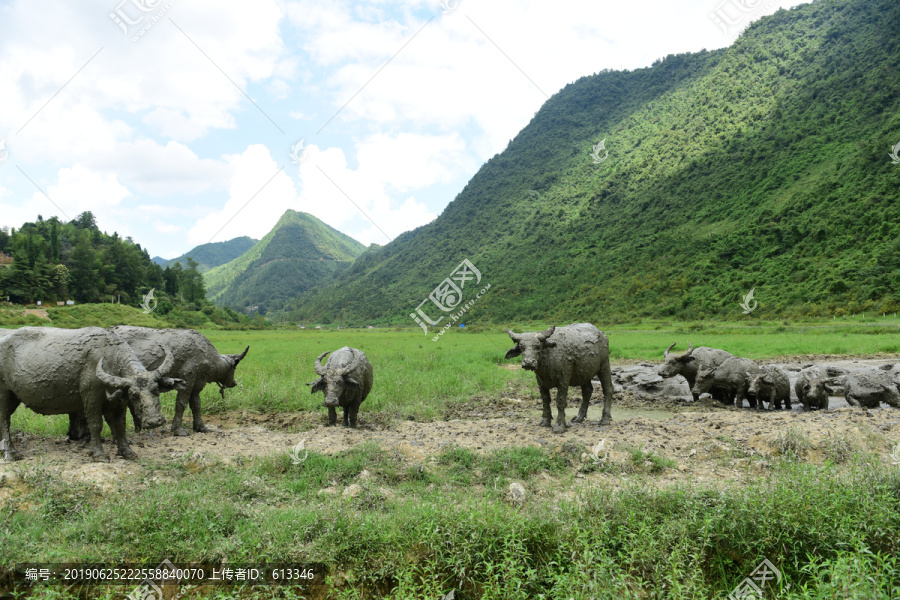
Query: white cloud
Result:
<box><xmin>0</xmin><ymin>0</ymin><xmax>810</xmax><ymax>258</ymax></box>
<box><xmin>188</xmin><ymin>144</ymin><xmax>298</xmax><ymax>245</ymax></box>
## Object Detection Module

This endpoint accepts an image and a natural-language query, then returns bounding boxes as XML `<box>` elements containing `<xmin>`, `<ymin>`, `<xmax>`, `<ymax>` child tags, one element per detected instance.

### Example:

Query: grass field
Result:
<box><xmin>6</xmin><ymin>318</ymin><xmax>900</xmax><ymax>439</ymax></box>
<box><xmin>2</xmin><ymin>318</ymin><xmax>900</xmax><ymax>598</ymax></box>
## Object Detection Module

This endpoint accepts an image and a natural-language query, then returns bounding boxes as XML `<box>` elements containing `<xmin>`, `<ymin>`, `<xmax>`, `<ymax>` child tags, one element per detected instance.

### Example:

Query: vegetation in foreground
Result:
<box><xmin>2</xmin><ymin>323</ymin><xmax>899</xmax><ymax>598</ymax></box>
<box><xmin>1</xmin><ymin>445</ymin><xmax>898</xmax><ymax>599</ymax></box>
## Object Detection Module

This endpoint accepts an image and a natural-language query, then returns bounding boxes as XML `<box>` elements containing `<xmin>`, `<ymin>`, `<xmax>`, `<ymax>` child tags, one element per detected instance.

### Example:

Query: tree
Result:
<box><xmin>69</xmin><ymin>235</ymin><xmax>100</xmax><ymax>302</ymax></box>
<box><xmin>50</xmin><ymin>220</ymin><xmax>60</xmax><ymax>263</ymax></box>
<box><xmin>74</xmin><ymin>211</ymin><xmax>97</xmax><ymax>230</ymax></box>
<box><xmin>180</xmin><ymin>258</ymin><xmax>206</xmax><ymax>304</ymax></box>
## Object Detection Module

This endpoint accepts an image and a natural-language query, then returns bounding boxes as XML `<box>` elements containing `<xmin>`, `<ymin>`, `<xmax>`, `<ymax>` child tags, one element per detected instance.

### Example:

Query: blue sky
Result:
<box><xmin>0</xmin><ymin>0</ymin><xmax>808</xmax><ymax>259</ymax></box>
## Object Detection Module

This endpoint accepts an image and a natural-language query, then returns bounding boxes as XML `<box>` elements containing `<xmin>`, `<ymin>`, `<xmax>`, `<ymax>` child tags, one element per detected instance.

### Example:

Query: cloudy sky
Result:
<box><xmin>0</xmin><ymin>0</ymin><xmax>808</xmax><ymax>259</ymax></box>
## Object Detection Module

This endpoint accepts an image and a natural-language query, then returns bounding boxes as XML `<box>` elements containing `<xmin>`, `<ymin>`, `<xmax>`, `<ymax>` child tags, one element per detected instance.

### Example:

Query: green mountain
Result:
<box><xmin>152</xmin><ymin>236</ymin><xmax>257</xmax><ymax>273</ymax></box>
<box><xmin>205</xmin><ymin>210</ymin><xmax>367</xmax><ymax>314</ymax></box>
<box><xmin>285</xmin><ymin>0</ymin><xmax>900</xmax><ymax>325</ymax></box>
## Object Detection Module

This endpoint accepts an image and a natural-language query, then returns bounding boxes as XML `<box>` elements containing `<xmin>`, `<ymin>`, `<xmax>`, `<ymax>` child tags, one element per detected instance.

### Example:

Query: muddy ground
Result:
<box><xmin>1</xmin><ymin>358</ymin><xmax>899</xmax><ymax>496</ymax></box>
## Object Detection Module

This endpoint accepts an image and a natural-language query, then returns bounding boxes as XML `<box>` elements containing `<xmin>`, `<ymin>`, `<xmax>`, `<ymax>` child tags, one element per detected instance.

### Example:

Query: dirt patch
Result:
<box><xmin>2</xmin><ymin>393</ymin><xmax>898</xmax><ymax>494</ymax></box>
<box><xmin>22</xmin><ymin>309</ymin><xmax>49</xmax><ymax>320</ymax></box>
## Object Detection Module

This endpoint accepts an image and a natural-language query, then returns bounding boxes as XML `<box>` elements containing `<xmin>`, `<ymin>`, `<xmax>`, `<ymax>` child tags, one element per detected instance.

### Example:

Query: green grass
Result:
<box><xmin>3</xmin><ymin>322</ymin><xmax>900</xmax><ymax>598</ymax></box>
<box><xmin>7</xmin><ymin>319</ymin><xmax>900</xmax><ymax>439</ymax></box>
<box><xmin>2</xmin><ymin>450</ymin><xmax>898</xmax><ymax>598</ymax></box>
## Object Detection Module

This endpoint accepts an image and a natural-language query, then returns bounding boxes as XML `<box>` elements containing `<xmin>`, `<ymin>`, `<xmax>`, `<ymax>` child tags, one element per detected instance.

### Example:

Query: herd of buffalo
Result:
<box><xmin>0</xmin><ymin>322</ymin><xmax>898</xmax><ymax>462</ymax></box>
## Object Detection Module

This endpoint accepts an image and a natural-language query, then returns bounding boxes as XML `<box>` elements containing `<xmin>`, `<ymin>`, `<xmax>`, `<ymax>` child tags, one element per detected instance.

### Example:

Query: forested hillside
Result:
<box><xmin>0</xmin><ymin>212</ymin><xmax>256</xmax><ymax>328</ymax></box>
<box><xmin>285</xmin><ymin>0</ymin><xmax>900</xmax><ymax>325</ymax></box>
<box><xmin>204</xmin><ymin>210</ymin><xmax>367</xmax><ymax>315</ymax></box>
<box><xmin>0</xmin><ymin>212</ymin><xmax>198</xmax><ymax>306</ymax></box>
<box><xmin>152</xmin><ymin>236</ymin><xmax>258</xmax><ymax>273</ymax></box>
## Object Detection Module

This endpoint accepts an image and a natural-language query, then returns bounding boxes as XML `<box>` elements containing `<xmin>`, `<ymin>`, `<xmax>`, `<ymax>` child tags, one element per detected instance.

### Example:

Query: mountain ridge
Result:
<box><xmin>204</xmin><ymin>210</ymin><xmax>367</xmax><ymax>314</ymax></box>
<box><xmin>279</xmin><ymin>0</ymin><xmax>900</xmax><ymax>325</ymax></box>
<box><xmin>152</xmin><ymin>236</ymin><xmax>258</xmax><ymax>273</ymax></box>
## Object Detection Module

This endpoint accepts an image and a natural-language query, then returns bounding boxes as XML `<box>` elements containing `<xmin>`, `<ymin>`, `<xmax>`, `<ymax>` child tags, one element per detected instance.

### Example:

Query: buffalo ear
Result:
<box><xmin>344</xmin><ymin>376</ymin><xmax>360</xmax><ymax>387</ymax></box>
<box><xmin>307</xmin><ymin>378</ymin><xmax>325</xmax><ymax>394</ymax></box>
<box><xmin>505</xmin><ymin>345</ymin><xmax>522</xmax><ymax>360</ymax></box>
<box><xmin>681</xmin><ymin>356</ymin><xmax>696</xmax><ymax>364</ymax></box>
<box><xmin>160</xmin><ymin>377</ymin><xmax>189</xmax><ymax>393</ymax></box>
<box><xmin>543</xmin><ymin>340</ymin><xmax>557</xmax><ymax>348</ymax></box>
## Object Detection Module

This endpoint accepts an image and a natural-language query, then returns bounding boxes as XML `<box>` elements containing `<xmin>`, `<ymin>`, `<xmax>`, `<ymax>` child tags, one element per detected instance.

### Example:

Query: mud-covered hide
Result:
<box><xmin>693</xmin><ymin>356</ymin><xmax>761</xmax><ymax>408</ymax></box>
<box><xmin>0</xmin><ymin>326</ymin><xmax>179</xmax><ymax>461</ymax></box>
<box><xmin>748</xmin><ymin>365</ymin><xmax>792</xmax><ymax>410</ymax></box>
<box><xmin>657</xmin><ymin>344</ymin><xmax>734</xmax><ymax>402</ymax></box>
<box><xmin>505</xmin><ymin>323</ymin><xmax>614</xmax><ymax>432</ymax></box>
<box><xmin>794</xmin><ymin>366</ymin><xmax>829</xmax><ymax>411</ymax></box>
<box><xmin>843</xmin><ymin>371</ymin><xmax>900</xmax><ymax>408</ymax></box>
<box><xmin>102</xmin><ymin>326</ymin><xmax>249</xmax><ymax>437</ymax></box>
<box><xmin>306</xmin><ymin>347</ymin><xmax>373</xmax><ymax>428</ymax></box>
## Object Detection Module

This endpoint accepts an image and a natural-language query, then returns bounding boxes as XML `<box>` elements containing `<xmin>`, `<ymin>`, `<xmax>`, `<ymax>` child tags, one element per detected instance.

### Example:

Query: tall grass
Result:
<box><xmin>2</xmin><ymin>449</ymin><xmax>898</xmax><ymax>598</ymax></box>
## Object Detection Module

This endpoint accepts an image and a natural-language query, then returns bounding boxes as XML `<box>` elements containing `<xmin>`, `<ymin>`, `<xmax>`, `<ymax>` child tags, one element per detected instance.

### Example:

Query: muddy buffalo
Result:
<box><xmin>658</xmin><ymin>343</ymin><xmax>733</xmax><ymax>402</ymax></box>
<box><xmin>0</xmin><ymin>327</ymin><xmax>184</xmax><ymax>461</ymax></box>
<box><xmin>505</xmin><ymin>323</ymin><xmax>614</xmax><ymax>432</ymax></box>
<box><xmin>748</xmin><ymin>366</ymin><xmax>791</xmax><ymax>410</ymax></box>
<box><xmin>795</xmin><ymin>366</ymin><xmax>829</xmax><ymax>411</ymax></box>
<box><xmin>693</xmin><ymin>356</ymin><xmax>760</xmax><ymax>409</ymax></box>
<box><xmin>69</xmin><ymin>327</ymin><xmax>249</xmax><ymax>439</ymax></box>
<box><xmin>844</xmin><ymin>371</ymin><xmax>900</xmax><ymax>408</ymax></box>
<box><xmin>307</xmin><ymin>347</ymin><xmax>373</xmax><ymax>428</ymax></box>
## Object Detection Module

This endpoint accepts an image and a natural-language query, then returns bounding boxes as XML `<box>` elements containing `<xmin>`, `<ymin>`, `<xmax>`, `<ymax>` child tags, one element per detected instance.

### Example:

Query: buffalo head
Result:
<box><xmin>96</xmin><ymin>347</ymin><xmax>186</xmax><ymax>429</ymax></box>
<box><xmin>218</xmin><ymin>346</ymin><xmax>250</xmax><ymax>390</ymax></box>
<box><xmin>505</xmin><ymin>326</ymin><xmax>557</xmax><ymax>371</ymax></box>
<box><xmin>658</xmin><ymin>342</ymin><xmax>695</xmax><ymax>378</ymax></box>
<box><xmin>307</xmin><ymin>350</ymin><xmax>363</xmax><ymax>407</ymax></box>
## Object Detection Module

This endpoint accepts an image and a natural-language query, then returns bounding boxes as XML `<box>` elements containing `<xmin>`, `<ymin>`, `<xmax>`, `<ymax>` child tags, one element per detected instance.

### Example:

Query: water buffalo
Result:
<box><xmin>844</xmin><ymin>371</ymin><xmax>900</xmax><ymax>408</ymax></box>
<box><xmin>658</xmin><ymin>343</ymin><xmax>733</xmax><ymax>402</ymax></box>
<box><xmin>69</xmin><ymin>327</ymin><xmax>249</xmax><ymax>438</ymax></box>
<box><xmin>306</xmin><ymin>347</ymin><xmax>373</xmax><ymax>428</ymax></box>
<box><xmin>693</xmin><ymin>356</ymin><xmax>760</xmax><ymax>408</ymax></box>
<box><xmin>505</xmin><ymin>323</ymin><xmax>614</xmax><ymax>432</ymax></box>
<box><xmin>795</xmin><ymin>366</ymin><xmax>829</xmax><ymax>411</ymax></box>
<box><xmin>748</xmin><ymin>366</ymin><xmax>791</xmax><ymax>410</ymax></box>
<box><xmin>0</xmin><ymin>327</ymin><xmax>184</xmax><ymax>461</ymax></box>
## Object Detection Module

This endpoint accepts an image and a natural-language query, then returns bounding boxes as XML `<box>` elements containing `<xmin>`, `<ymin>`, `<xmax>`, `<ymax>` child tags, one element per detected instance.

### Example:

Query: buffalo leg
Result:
<box><xmin>0</xmin><ymin>387</ymin><xmax>22</xmax><ymax>461</ymax></box>
<box><xmin>85</xmin><ymin>400</ymin><xmax>109</xmax><ymax>462</ymax></box>
<box><xmin>189</xmin><ymin>389</ymin><xmax>210</xmax><ymax>433</ymax></box>
<box><xmin>104</xmin><ymin>402</ymin><xmax>137</xmax><ymax>460</ymax></box>
<box><xmin>128</xmin><ymin>396</ymin><xmax>143</xmax><ymax>432</ymax></box>
<box><xmin>597</xmin><ymin>360</ymin><xmax>614</xmax><ymax>426</ymax></box>
<box><xmin>538</xmin><ymin>387</ymin><xmax>553</xmax><ymax>427</ymax></box>
<box><xmin>171</xmin><ymin>389</ymin><xmax>191</xmax><ymax>436</ymax></box>
<box><xmin>67</xmin><ymin>411</ymin><xmax>90</xmax><ymax>441</ymax></box>
<box><xmin>572</xmin><ymin>383</ymin><xmax>592</xmax><ymax>424</ymax></box>
<box><xmin>348</xmin><ymin>404</ymin><xmax>359</xmax><ymax>429</ymax></box>
<box><xmin>553</xmin><ymin>385</ymin><xmax>569</xmax><ymax>433</ymax></box>
<box><xmin>327</xmin><ymin>406</ymin><xmax>338</xmax><ymax>426</ymax></box>
<box><xmin>844</xmin><ymin>394</ymin><xmax>860</xmax><ymax>407</ymax></box>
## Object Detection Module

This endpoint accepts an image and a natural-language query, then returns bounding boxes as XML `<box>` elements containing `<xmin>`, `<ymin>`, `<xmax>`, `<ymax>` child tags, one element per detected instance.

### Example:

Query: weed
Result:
<box><xmin>773</xmin><ymin>427</ymin><xmax>812</xmax><ymax>460</ymax></box>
